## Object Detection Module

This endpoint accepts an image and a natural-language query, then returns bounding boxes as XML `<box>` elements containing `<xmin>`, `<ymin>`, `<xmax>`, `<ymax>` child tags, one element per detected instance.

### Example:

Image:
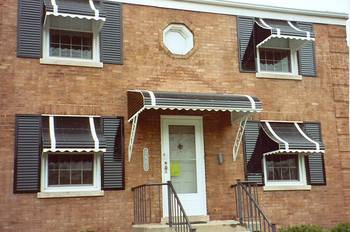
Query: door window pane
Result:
<box><xmin>169</xmin><ymin>125</ymin><xmax>197</xmax><ymax>194</ymax></box>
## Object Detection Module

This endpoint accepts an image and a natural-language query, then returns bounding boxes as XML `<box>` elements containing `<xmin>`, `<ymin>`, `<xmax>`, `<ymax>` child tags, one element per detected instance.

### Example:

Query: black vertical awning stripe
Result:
<box><xmin>127</xmin><ymin>90</ymin><xmax>263</xmax><ymax>120</ymax></box>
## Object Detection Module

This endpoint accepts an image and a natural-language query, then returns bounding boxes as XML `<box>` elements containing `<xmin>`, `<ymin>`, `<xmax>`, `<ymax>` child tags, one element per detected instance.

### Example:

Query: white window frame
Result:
<box><xmin>40</xmin><ymin>16</ymin><xmax>103</xmax><ymax>68</ymax></box>
<box><xmin>263</xmin><ymin>154</ymin><xmax>310</xmax><ymax>191</ymax></box>
<box><xmin>256</xmin><ymin>42</ymin><xmax>302</xmax><ymax>80</ymax></box>
<box><xmin>38</xmin><ymin>152</ymin><xmax>103</xmax><ymax>198</ymax></box>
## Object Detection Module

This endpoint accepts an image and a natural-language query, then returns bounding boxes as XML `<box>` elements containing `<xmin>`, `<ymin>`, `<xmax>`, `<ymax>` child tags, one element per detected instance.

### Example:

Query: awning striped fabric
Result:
<box><xmin>43</xmin><ymin>0</ymin><xmax>106</xmax><ymax>21</ymax></box>
<box><xmin>127</xmin><ymin>90</ymin><xmax>263</xmax><ymax>121</ymax></box>
<box><xmin>260</xmin><ymin>121</ymin><xmax>325</xmax><ymax>155</ymax></box>
<box><xmin>42</xmin><ymin>116</ymin><xmax>106</xmax><ymax>153</ymax></box>
<box><xmin>255</xmin><ymin>18</ymin><xmax>315</xmax><ymax>50</ymax></box>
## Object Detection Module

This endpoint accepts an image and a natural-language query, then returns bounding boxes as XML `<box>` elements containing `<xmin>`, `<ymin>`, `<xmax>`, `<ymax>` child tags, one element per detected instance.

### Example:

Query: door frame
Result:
<box><xmin>160</xmin><ymin>115</ymin><xmax>207</xmax><ymax>217</ymax></box>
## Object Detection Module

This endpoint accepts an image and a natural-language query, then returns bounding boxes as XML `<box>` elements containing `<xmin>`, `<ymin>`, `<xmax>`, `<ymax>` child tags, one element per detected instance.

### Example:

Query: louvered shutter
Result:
<box><xmin>304</xmin><ymin>123</ymin><xmax>326</xmax><ymax>185</ymax></box>
<box><xmin>297</xmin><ymin>22</ymin><xmax>317</xmax><ymax>77</ymax></box>
<box><xmin>100</xmin><ymin>2</ymin><xmax>123</xmax><ymax>64</ymax></box>
<box><xmin>237</xmin><ymin>16</ymin><xmax>256</xmax><ymax>72</ymax></box>
<box><xmin>243</xmin><ymin>121</ymin><xmax>264</xmax><ymax>184</ymax></box>
<box><xmin>14</xmin><ymin>115</ymin><xmax>42</xmax><ymax>193</ymax></box>
<box><xmin>102</xmin><ymin>117</ymin><xmax>125</xmax><ymax>190</ymax></box>
<box><xmin>17</xmin><ymin>0</ymin><xmax>43</xmax><ymax>58</ymax></box>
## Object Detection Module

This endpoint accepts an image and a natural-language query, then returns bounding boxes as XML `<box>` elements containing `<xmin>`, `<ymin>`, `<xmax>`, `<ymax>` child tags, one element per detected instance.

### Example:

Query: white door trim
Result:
<box><xmin>161</xmin><ymin>115</ymin><xmax>207</xmax><ymax>217</ymax></box>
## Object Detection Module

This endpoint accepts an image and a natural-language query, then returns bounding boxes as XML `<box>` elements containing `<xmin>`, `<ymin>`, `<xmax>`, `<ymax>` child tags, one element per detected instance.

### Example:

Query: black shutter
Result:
<box><xmin>102</xmin><ymin>117</ymin><xmax>125</xmax><ymax>190</ymax></box>
<box><xmin>304</xmin><ymin>123</ymin><xmax>326</xmax><ymax>185</ymax></box>
<box><xmin>297</xmin><ymin>22</ymin><xmax>317</xmax><ymax>77</ymax></box>
<box><xmin>14</xmin><ymin>115</ymin><xmax>42</xmax><ymax>193</ymax></box>
<box><xmin>17</xmin><ymin>0</ymin><xmax>43</xmax><ymax>58</ymax></box>
<box><xmin>100</xmin><ymin>2</ymin><xmax>123</xmax><ymax>64</ymax></box>
<box><xmin>243</xmin><ymin>121</ymin><xmax>264</xmax><ymax>184</ymax></box>
<box><xmin>237</xmin><ymin>16</ymin><xmax>256</xmax><ymax>72</ymax></box>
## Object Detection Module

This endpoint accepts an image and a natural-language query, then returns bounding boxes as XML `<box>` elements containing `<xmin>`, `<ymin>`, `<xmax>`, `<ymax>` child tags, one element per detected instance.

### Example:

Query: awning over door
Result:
<box><xmin>44</xmin><ymin>0</ymin><xmax>106</xmax><ymax>21</ymax></box>
<box><xmin>261</xmin><ymin>121</ymin><xmax>325</xmax><ymax>155</ymax></box>
<box><xmin>127</xmin><ymin>90</ymin><xmax>263</xmax><ymax>121</ymax></box>
<box><xmin>42</xmin><ymin>116</ymin><xmax>106</xmax><ymax>153</ymax></box>
<box><xmin>255</xmin><ymin>18</ymin><xmax>315</xmax><ymax>50</ymax></box>
<box><xmin>127</xmin><ymin>90</ymin><xmax>263</xmax><ymax>161</ymax></box>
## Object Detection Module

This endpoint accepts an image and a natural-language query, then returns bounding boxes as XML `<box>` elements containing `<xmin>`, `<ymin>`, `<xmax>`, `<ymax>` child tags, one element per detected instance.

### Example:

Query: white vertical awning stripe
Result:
<box><xmin>287</xmin><ymin>21</ymin><xmax>311</xmax><ymax>39</ymax></box>
<box><xmin>244</xmin><ymin>95</ymin><xmax>256</xmax><ymax>110</ymax></box>
<box><xmin>89</xmin><ymin>0</ymin><xmax>99</xmax><ymax>18</ymax></box>
<box><xmin>146</xmin><ymin>90</ymin><xmax>156</xmax><ymax>106</ymax></box>
<box><xmin>265</xmin><ymin>121</ymin><xmax>289</xmax><ymax>151</ymax></box>
<box><xmin>51</xmin><ymin>0</ymin><xmax>58</xmax><ymax>14</ymax></box>
<box><xmin>294</xmin><ymin>123</ymin><xmax>320</xmax><ymax>152</ymax></box>
<box><xmin>89</xmin><ymin>117</ymin><xmax>99</xmax><ymax>150</ymax></box>
<box><xmin>49</xmin><ymin>116</ymin><xmax>56</xmax><ymax>150</ymax></box>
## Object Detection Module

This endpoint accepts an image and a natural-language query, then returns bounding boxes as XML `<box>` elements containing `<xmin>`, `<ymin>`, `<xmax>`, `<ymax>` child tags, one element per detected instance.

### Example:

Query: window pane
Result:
<box><xmin>83</xmin><ymin>170</ymin><xmax>93</xmax><ymax>184</ymax></box>
<box><xmin>48</xmin><ymin>154</ymin><xmax>94</xmax><ymax>186</ymax></box>
<box><xmin>71</xmin><ymin>170</ymin><xmax>82</xmax><ymax>184</ymax></box>
<box><xmin>266</xmin><ymin>155</ymin><xmax>299</xmax><ymax>181</ymax></box>
<box><xmin>259</xmin><ymin>48</ymin><xmax>291</xmax><ymax>73</ymax></box>
<box><xmin>49</xmin><ymin>30</ymin><xmax>93</xmax><ymax>60</ymax></box>
<box><xmin>60</xmin><ymin>170</ymin><xmax>70</xmax><ymax>185</ymax></box>
<box><xmin>48</xmin><ymin>170</ymin><xmax>59</xmax><ymax>185</ymax></box>
<box><xmin>72</xmin><ymin>45</ymin><xmax>82</xmax><ymax>58</ymax></box>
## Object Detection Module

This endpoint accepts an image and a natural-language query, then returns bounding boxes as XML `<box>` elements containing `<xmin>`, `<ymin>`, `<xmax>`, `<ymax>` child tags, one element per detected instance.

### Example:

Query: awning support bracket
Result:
<box><xmin>232</xmin><ymin>115</ymin><xmax>248</xmax><ymax>161</ymax></box>
<box><xmin>128</xmin><ymin>114</ymin><xmax>139</xmax><ymax>162</ymax></box>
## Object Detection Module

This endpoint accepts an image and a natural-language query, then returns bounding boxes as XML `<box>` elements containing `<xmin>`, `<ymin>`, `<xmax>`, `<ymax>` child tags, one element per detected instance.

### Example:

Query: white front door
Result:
<box><xmin>161</xmin><ymin>116</ymin><xmax>207</xmax><ymax>216</ymax></box>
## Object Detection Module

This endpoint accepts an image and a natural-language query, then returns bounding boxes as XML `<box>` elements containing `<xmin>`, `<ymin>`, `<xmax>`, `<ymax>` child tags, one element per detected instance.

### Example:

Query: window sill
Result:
<box><xmin>263</xmin><ymin>185</ymin><xmax>311</xmax><ymax>191</ymax></box>
<box><xmin>256</xmin><ymin>72</ymin><xmax>302</xmax><ymax>80</ymax></box>
<box><xmin>37</xmin><ymin>190</ymin><xmax>104</xmax><ymax>199</ymax></box>
<box><xmin>40</xmin><ymin>57</ymin><xmax>103</xmax><ymax>68</ymax></box>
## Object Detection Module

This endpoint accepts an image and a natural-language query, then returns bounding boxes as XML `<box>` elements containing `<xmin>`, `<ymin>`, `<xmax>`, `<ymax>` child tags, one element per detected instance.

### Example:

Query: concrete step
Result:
<box><xmin>132</xmin><ymin>220</ymin><xmax>250</xmax><ymax>232</ymax></box>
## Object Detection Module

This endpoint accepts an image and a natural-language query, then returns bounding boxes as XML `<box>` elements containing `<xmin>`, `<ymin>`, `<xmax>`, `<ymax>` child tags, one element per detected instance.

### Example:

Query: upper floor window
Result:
<box><xmin>257</xmin><ymin>38</ymin><xmax>299</xmax><ymax>76</ymax></box>
<box><xmin>17</xmin><ymin>0</ymin><xmax>123</xmax><ymax>66</ymax></box>
<box><xmin>42</xmin><ymin>15</ymin><xmax>103</xmax><ymax>67</ymax></box>
<box><xmin>237</xmin><ymin>17</ymin><xmax>317</xmax><ymax>79</ymax></box>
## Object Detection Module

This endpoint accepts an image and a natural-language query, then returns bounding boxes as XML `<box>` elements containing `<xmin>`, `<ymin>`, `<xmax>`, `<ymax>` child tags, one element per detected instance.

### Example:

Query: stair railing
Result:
<box><xmin>132</xmin><ymin>181</ymin><xmax>195</xmax><ymax>232</ymax></box>
<box><xmin>232</xmin><ymin>180</ymin><xmax>277</xmax><ymax>232</ymax></box>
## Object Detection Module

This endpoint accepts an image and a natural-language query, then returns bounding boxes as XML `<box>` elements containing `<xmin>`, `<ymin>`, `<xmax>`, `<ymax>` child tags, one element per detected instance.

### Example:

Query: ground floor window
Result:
<box><xmin>48</xmin><ymin>154</ymin><xmax>94</xmax><ymax>186</ymax></box>
<box><xmin>41</xmin><ymin>152</ymin><xmax>101</xmax><ymax>193</ymax></box>
<box><xmin>263</xmin><ymin>154</ymin><xmax>307</xmax><ymax>187</ymax></box>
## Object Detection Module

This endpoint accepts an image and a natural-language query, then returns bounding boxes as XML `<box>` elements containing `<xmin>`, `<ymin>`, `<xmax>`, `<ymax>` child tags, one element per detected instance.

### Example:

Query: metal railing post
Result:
<box><xmin>236</xmin><ymin>180</ymin><xmax>244</xmax><ymax>224</ymax></box>
<box><xmin>167</xmin><ymin>181</ymin><xmax>173</xmax><ymax>227</ymax></box>
<box><xmin>272</xmin><ymin>224</ymin><xmax>277</xmax><ymax>232</ymax></box>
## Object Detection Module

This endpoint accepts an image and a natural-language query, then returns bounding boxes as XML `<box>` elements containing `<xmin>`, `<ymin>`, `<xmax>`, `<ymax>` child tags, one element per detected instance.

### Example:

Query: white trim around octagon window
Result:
<box><xmin>38</xmin><ymin>152</ymin><xmax>103</xmax><ymax>198</ymax></box>
<box><xmin>263</xmin><ymin>154</ymin><xmax>310</xmax><ymax>191</ymax></box>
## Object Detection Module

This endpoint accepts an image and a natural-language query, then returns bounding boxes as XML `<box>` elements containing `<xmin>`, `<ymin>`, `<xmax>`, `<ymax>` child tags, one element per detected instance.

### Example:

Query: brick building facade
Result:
<box><xmin>0</xmin><ymin>0</ymin><xmax>349</xmax><ymax>231</ymax></box>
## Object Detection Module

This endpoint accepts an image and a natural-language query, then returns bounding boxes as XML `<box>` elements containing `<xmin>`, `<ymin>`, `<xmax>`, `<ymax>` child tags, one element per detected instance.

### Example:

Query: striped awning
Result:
<box><xmin>261</xmin><ymin>121</ymin><xmax>325</xmax><ymax>155</ymax></box>
<box><xmin>42</xmin><ymin>116</ymin><xmax>106</xmax><ymax>153</ymax></box>
<box><xmin>127</xmin><ymin>90</ymin><xmax>263</xmax><ymax>121</ymax></box>
<box><xmin>255</xmin><ymin>18</ymin><xmax>315</xmax><ymax>50</ymax></box>
<box><xmin>44</xmin><ymin>0</ymin><xmax>105</xmax><ymax>22</ymax></box>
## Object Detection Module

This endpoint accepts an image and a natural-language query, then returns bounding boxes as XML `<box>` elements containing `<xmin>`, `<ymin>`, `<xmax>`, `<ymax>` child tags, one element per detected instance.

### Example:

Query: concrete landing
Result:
<box><xmin>132</xmin><ymin>220</ymin><xmax>249</xmax><ymax>232</ymax></box>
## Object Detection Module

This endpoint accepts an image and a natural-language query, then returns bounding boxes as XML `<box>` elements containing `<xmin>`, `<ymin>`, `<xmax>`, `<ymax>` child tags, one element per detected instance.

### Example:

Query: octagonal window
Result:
<box><xmin>163</xmin><ymin>24</ymin><xmax>194</xmax><ymax>55</ymax></box>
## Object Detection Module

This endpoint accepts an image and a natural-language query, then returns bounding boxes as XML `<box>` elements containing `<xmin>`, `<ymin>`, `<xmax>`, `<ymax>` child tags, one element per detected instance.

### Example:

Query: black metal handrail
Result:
<box><xmin>132</xmin><ymin>181</ymin><xmax>195</xmax><ymax>232</ymax></box>
<box><xmin>232</xmin><ymin>180</ymin><xmax>277</xmax><ymax>232</ymax></box>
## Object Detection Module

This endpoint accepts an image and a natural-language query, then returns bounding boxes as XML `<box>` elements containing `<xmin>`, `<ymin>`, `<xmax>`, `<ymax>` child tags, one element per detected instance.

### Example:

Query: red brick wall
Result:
<box><xmin>0</xmin><ymin>1</ymin><xmax>349</xmax><ymax>231</ymax></box>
